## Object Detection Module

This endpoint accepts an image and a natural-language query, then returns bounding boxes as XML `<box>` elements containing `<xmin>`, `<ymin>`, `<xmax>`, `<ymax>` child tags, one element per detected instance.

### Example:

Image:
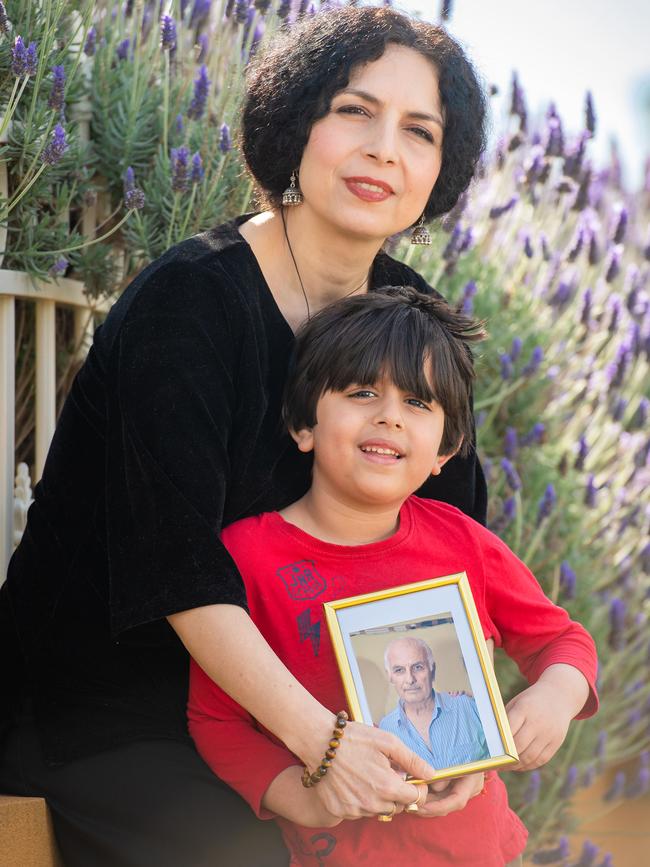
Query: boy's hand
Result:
<box><xmin>506</xmin><ymin>664</ymin><xmax>590</xmax><ymax>771</ymax></box>
<box><xmin>413</xmin><ymin>772</ymin><xmax>485</xmax><ymax>817</ymax></box>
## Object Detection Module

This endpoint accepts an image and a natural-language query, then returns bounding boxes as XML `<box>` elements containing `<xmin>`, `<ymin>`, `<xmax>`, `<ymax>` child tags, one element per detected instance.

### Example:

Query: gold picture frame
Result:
<box><xmin>324</xmin><ymin>571</ymin><xmax>518</xmax><ymax>783</ymax></box>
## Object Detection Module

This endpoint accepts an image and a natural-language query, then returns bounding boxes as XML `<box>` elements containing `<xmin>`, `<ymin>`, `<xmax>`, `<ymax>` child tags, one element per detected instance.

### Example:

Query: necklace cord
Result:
<box><xmin>280</xmin><ymin>207</ymin><xmax>369</xmax><ymax>321</ymax></box>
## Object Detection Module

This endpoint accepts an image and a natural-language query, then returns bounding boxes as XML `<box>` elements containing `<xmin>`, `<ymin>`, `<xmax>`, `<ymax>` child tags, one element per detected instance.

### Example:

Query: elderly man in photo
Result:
<box><xmin>379</xmin><ymin>636</ymin><xmax>489</xmax><ymax>768</ymax></box>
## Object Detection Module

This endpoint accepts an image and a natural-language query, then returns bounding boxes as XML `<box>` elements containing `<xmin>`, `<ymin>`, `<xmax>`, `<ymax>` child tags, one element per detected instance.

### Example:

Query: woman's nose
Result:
<box><xmin>364</xmin><ymin>119</ymin><xmax>398</xmax><ymax>165</ymax></box>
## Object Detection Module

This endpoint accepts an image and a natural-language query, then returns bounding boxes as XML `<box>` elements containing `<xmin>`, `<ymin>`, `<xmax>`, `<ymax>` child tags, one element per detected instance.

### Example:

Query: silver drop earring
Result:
<box><xmin>282</xmin><ymin>171</ymin><xmax>303</xmax><ymax>206</ymax></box>
<box><xmin>410</xmin><ymin>215</ymin><xmax>432</xmax><ymax>246</ymax></box>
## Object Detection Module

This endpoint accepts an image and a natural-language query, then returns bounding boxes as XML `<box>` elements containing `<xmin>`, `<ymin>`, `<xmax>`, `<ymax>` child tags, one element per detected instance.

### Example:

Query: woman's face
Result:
<box><xmin>298</xmin><ymin>44</ymin><xmax>444</xmax><ymax>242</ymax></box>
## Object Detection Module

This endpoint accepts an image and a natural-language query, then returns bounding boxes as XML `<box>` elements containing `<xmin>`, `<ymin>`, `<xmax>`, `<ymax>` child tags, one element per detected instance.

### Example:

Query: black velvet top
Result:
<box><xmin>0</xmin><ymin>216</ymin><xmax>486</xmax><ymax>764</ymax></box>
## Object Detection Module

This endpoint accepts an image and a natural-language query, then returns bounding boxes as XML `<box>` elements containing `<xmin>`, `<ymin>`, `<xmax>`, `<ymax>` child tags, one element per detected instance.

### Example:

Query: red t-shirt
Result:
<box><xmin>188</xmin><ymin>496</ymin><xmax>598</xmax><ymax>866</ymax></box>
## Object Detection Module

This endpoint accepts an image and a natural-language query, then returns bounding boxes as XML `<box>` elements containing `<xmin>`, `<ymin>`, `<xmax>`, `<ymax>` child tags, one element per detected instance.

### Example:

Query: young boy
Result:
<box><xmin>188</xmin><ymin>287</ymin><xmax>598</xmax><ymax>866</ymax></box>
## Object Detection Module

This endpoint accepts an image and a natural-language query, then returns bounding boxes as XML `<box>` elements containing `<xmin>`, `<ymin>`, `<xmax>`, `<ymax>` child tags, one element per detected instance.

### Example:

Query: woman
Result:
<box><xmin>0</xmin><ymin>7</ymin><xmax>489</xmax><ymax>866</ymax></box>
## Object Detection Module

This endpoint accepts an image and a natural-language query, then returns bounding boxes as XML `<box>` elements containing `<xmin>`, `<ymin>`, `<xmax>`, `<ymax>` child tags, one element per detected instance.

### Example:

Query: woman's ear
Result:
<box><xmin>290</xmin><ymin>427</ymin><xmax>315</xmax><ymax>453</ymax></box>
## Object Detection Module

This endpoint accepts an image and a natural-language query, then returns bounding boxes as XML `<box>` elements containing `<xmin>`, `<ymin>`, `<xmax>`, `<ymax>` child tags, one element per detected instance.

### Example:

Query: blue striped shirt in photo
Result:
<box><xmin>378</xmin><ymin>691</ymin><xmax>489</xmax><ymax>769</ymax></box>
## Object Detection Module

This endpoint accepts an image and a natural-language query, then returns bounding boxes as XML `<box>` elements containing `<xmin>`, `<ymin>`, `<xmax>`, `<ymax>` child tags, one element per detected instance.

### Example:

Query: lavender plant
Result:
<box><xmin>401</xmin><ymin>73</ymin><xmax>650</xmax><ymax>858</ymax></box>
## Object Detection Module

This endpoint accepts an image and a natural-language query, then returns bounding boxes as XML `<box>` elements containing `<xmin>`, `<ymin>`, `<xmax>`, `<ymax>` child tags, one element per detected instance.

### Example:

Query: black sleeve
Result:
<box><xmin>374</xmin><ymin>253</ymin><xmax>488</xmax><ymax>525</ymax></box>
<box><xmin>105</xmin><ymin>260</ymin><xmax>249</xmax><ymax>636</ymax></box>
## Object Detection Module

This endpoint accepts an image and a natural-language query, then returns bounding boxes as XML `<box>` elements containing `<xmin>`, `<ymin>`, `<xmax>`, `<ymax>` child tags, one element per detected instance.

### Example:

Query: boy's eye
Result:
<box><xmin>349</xmin><ymin>388</ymin><xmax>377</xmax><ymax>399</ymax></box>
<box><xmin>406</xmin><ymin>397</ymin><xmax>431</xmax><ymax>410</ymax></box>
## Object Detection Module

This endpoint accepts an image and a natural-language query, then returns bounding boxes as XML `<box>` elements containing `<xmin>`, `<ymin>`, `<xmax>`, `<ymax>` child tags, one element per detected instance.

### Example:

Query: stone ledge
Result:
<box><xmin>0</xmin><ymin>795</ymin><xmax>63</xmax><ymax>867</ymax></box>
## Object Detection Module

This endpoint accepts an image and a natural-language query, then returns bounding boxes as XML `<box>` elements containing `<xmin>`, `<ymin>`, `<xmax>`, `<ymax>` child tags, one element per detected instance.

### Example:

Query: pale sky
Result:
<box><xmin>399</xmin><ymin>0</ymin><xmax>650</xmax><ymax>188</ymax></box>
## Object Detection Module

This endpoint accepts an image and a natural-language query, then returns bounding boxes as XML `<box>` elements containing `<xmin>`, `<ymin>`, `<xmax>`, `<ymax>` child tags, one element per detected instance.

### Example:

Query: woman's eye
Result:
<box><xmin>408</xmin><ymin>126</ymin><xmax>435</xmax><ymax>143</ymax></box>
<box><xmin>336</xmin><ymin>105</ymin><xmax>370</xmax><ymax>117</ymax></box>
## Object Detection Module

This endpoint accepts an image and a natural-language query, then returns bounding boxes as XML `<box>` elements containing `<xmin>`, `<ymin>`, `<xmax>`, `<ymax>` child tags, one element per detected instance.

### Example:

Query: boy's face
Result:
<box><xmin>292</xmin><ymin>369</ymin><xmax>454</xmax><ymax>509</ymax></box>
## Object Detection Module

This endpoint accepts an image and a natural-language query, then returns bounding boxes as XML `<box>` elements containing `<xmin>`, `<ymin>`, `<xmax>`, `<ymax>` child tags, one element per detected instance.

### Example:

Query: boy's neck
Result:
<box><xmin>279</xmin><ymin>487</ymin><xmax>404</xmax><ymax>546</ymax></box>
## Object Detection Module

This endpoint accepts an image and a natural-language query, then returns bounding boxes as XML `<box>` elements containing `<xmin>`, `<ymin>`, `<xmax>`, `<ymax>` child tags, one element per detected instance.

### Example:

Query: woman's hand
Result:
<box><xmin>310</xmin><ymin>721</ymin><xmax>436</xmax><ymax>819</ymax></box>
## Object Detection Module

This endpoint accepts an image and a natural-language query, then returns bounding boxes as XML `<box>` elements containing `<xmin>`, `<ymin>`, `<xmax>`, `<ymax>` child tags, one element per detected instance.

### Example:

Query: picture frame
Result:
<box><xmin>324</xmin><ymin>571</ymin><xmax>518</xmax><ymax>783</ymax></box>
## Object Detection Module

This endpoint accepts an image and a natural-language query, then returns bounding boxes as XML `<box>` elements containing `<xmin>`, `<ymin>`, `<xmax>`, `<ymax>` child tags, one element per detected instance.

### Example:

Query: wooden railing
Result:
<box><xmin>0</xmin><ymin>274</ymin><xmax>111</xmax><ymax>579</ymax></box>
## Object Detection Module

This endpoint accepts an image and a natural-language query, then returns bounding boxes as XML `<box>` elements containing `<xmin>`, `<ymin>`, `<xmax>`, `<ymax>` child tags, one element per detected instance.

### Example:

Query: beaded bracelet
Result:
<box><xmin>301</xmin><ymin>710</ymin><xmax>349</xmax><ymax>788</ymax></box>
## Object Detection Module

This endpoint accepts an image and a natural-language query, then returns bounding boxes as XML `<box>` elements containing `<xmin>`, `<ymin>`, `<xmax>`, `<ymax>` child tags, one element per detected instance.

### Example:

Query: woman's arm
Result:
<box><xmin>171</xmin><ymin>604</ymin><xmax>442</xmax><ymax>819</ymax></box>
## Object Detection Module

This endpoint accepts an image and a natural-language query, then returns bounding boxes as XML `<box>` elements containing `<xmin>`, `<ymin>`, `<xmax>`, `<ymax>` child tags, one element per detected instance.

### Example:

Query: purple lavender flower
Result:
<box><xmin>567</xmin><ymin>228</ymin><xmax>585</xmax><ymax>263</ymax></box>
<box><xmin>612</xmin><ymin>205</ymin><xmax>628</xmax><ymax>244</ymax></box>
<box><xmin>510</xmin><ymin>71</ymin><xmax>528</xmax><ymax>131</ymax></box>
<box><xmin>47</xmin><ymin>65</ymin><xmax>66</xmax><ymax>112</ymax></box>
<box><xmin>170</xmin><ymin>146</ymin><xmax>190</xmax><ymax>193</ymax></box>
<box><xmin>603</xmin><ymin>770</ymin><xmax>625</xmax><ymax>801</ymax></box>
<box><xmin>535</xmin><ymin>484</ymin><xmax>556</xmax><ymax>524</ymax></box>
<box><xmin>605</xmin><ymin>245</ymin><xmax>622</xmax><ymax>283</ymax></box>
<box><xmin>574</xmin><ymin>435</ymin><xmax>588</xmax><ymax>471</ymax></box>
<box><xmin>254</xmin><ymin>0</ymin><xmax>272</xmax><ymax>11</ymax></box>
<box><xmin>219</xmin><ymin>123</ymin><xmax>232</xmax><ymax>154</ymax></box>
<box><xmin>504</xmin><ymin>427</ymin><xmax>518</xmax><ymax>460</ymax></box>
<box><xmin>123</xmin><ymin>166</ymin><xmax>146</xmax><ymax>210</ymax></box>
<box><xmin>595</xmin><ymin>731</ymin><xmax>607</xmax><ymax>760</ymax></box>
<box><xmin>225</xmin><ymin>0</ymin><xmax>236</xmax><ymax>17</ymax></box>
<box><xmin>48</xmin><ymin>257</ymin><xmax>68</xmax><ymax>277</ymax></box>
<box><xmin>42</xmin><ymin>124</ymin><xmax>68</xmax><ymax>165</ymax></box>
<box><xmin>588</xmin><ymin>233</ymin><xmax>601</xmax><ymax>265</ymax></box>
<box><xmin>574</xmin><ymin>167</ymin><xmax>592</xmax><ymax>211</ymax></box>
<box><xmin>440</xmin><ymin>0</ymin><xmax>453</xmax><ymax>20</ymax></box>
<box><xmin>585</xmin><ymin>91</ymin><xmax>596</xmax><ymax>134</ymax></box>
<box><xmin>564</xmin><ymin>132</ymin><xmax>588</xmax><ymax>179</ymax></box>
<box><xmin>0</xmin><ymin>2</ymin><xmax>10</xmax><ymax>35</ymax></box>
<box><xmin>11</xmin><ymin>36</ymin><xmax>27</xmax><ymax>76</ymax></box>
<box><xmin>521</xmin><ymin>422</ymin><xmax>545</xmax><ymax>446</ymax></box>
<box><xmin>550</xmin><ymin>277</ymin><xmax>573</xmax><ymax>308</ymax></box>
<box><xmin>191</xmin><ymin>0</ymin><xmax>212</xmax><ymax>26</ymax></box>
<box><xmin>503</xmin><ymin>496</ymin><xmax>517</xmax><ymax>524</ymax></box>
<box><xmin>582</xmin><ymin>765</ymin><xmax>596</xmax><ymax>787</ymax></box>
<box><xmin>522</xmin><ymin>346</ymin><xmax>543</xmax><ymax>376</ymax></box>
<box><xmin>277</xmin><ymin>0</ymin><xmax>291</xmax><ymax>19</ymax></box>
<box><xmin>160</xmin><ymin>14</ymin><xmax>177</xmax><ymax>50</ymax></box>
<box><xmin>489</xmin><ymin>195</ymin><xmax>518</xmax><ymax>219</ymax></box>
<box><xmin>499</xmin><ymin>352</ymin><xmax>513</xmax><ymax>380</ymax></box>
<box><xmin>460</xmin><ymin>280</ymin><xmax>477</xmax><ymax>315</ymax></box>
<box><xmin>560</xmin><ymin>764</ymin><xmax>578</xmax><ymax>799</ymax></box>
<box><xmin>197</xmin><ymin>33</ymin><xmax>209</xmax><ymax>63</ymax></box>
<box><xmin>610</xmin><ymin>391</ymin><xmax>626</xmax><ymax>420</ymax></box>
<box><xmin>116</xmin><ymin>38</ymin><xmax>131</xmax><ymax>61</ymax></box>
<box><xmin>187</xmin><ymin>65</ymin><xmax>210</xmax><ymax>120</ymax></box>
<box><xmin>235</xmin><ymin>0</ymin><xmax>250</xmax><ymax>23</ymax></box>
<box><xmin>540</xmin><ymin>233</ymin><xmax>551</xmax><ymax>261</ymax></box>
<box><xmin>560</xmin><ymin>560</ymin><xmax>578</xmax><ymax>599</ymax></box>
<box><xmin>580</xmin><ymin>288</ymin><xmax>592</xmax><ymax>327</ymax></box>
<box><xmin>572</xmin><ymin>840</ymin><xmax>599</xmax><ymax>866</ymax></box>
<box><xmin>443</xmin><ymin>224</ymin><xmax>462</xmax><ymax>259</ymax></box>
<box><xmin>523</xmin><ymin>770</ymin><xmax>541</xmax><ymax>805</ymax></box>
<box><xmin>608</xmin><ymin>598</ymin><xmax>626</xmax><ymax>650</ymax></box>
<box><xmin>523</xmin><ymin>232</ymin><xmax>534</xmax><ymax>258</ymax></box>
<box><xmin>83</xmin><ymin>26</ymin><xmax>96</xmax><ymax>56</ymax></box>
<box><xmin>458</xmin><ymin>226</ymin><xmax>474</xmax><ymax>255</ymax></box>
<box><xmin>545</xmin><ymin>116</ymin><xmax>564</xmax><ymax>158</ymax></box>
<box><xmin>501</xmin><ymin>458</ymin><xmax>521</xmax><ymax>492</ymax></box>
<box><xmin>190</xmin><ymin>151</ymin><xmax>204</xmax><ymax>184</ymax></box>
<box><xmin>25</xmin><ymin>41</ymin><xmax>37</xmax><ymax>76</ymax></box>
<box><xmin>607</xmin><ymin>342</ymin><xmax>630</xmax><ymax>390</ymax></box>
<box><xmin>584</xmin><ymin>474</ymin><xmax>597</xmax><ymax>508</ymax></box>
<box><xmin>640</xmin><ymin>542</ymin><xmax>650</xmax><ymax>574</ymax></box>
<box><xmin>531</xmin><ymin>837</ymin><xmax>569</xmax><ymax>864</ymax></box>
<box><xmin>175</xmin><ymin>114</ymin><xmax>184</xmax><ymax>135</ymax></box>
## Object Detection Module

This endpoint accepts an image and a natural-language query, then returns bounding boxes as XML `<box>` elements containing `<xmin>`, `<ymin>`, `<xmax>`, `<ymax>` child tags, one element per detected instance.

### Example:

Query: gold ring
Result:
<box><xmin>405</xmin><ymin>784</ymin><xmax>427</xmax><ymax>813</ymax></box>
<box><xmin>377</xmin><ymin>803</ymin><xmax>397</xmax><ymax>822</ymax></box>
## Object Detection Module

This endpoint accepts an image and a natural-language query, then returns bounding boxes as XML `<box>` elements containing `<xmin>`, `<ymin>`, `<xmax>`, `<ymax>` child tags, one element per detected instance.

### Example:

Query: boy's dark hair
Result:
<box><xmin>242</xmin><ymin>7</ymin><xmax>487</xmax><ymax>222</ymax></box>
<box><xmin>283</xmin><ymin>286</ymin><xmax>486</xmax><ymax>457</ymax></box>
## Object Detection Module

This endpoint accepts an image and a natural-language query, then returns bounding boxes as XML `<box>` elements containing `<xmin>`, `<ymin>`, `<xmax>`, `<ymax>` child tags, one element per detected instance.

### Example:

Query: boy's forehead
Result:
<box><xmin>325</xmin><ymin>358</ymin><xmax>437</xmax><ymax>393</ymax></box>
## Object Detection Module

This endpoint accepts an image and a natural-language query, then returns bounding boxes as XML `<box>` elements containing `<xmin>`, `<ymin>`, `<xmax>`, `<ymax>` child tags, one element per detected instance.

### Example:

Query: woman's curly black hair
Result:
<box><xmin>241</xmin><ymin>6</ymin><xmax>487</xmax><ymax>222</ymax></box>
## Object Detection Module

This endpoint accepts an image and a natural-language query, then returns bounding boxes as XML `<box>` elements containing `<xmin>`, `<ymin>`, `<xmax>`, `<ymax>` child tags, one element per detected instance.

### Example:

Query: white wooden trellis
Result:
<box><xmin>0</xmin><ymin>41</ymin><xmax>116</xmax><ymax>580</ymax></box>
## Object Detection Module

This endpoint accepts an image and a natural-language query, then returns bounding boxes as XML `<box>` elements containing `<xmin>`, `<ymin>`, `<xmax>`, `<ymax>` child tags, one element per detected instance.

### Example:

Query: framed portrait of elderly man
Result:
<box><xmin>323</xmin><ymin>572</ymin><xmax>518</xmax><ymax>783</ymax></box>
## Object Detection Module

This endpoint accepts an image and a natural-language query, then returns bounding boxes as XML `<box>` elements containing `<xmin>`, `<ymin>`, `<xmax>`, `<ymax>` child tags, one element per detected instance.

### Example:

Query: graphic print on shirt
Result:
<box><xmin>297</xmin><ymin>608</ymin><xmax>321</xmax><ymax>656</ymax></box>
<box><xmin>285</xmin><ymin>828</ymin><xmax>338</xmax><ymax>864</ymax></box>
<box><xmin>277</xmin><ymin>560</ymin><xmax>327</xmax><ymax>600</ymax></box>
